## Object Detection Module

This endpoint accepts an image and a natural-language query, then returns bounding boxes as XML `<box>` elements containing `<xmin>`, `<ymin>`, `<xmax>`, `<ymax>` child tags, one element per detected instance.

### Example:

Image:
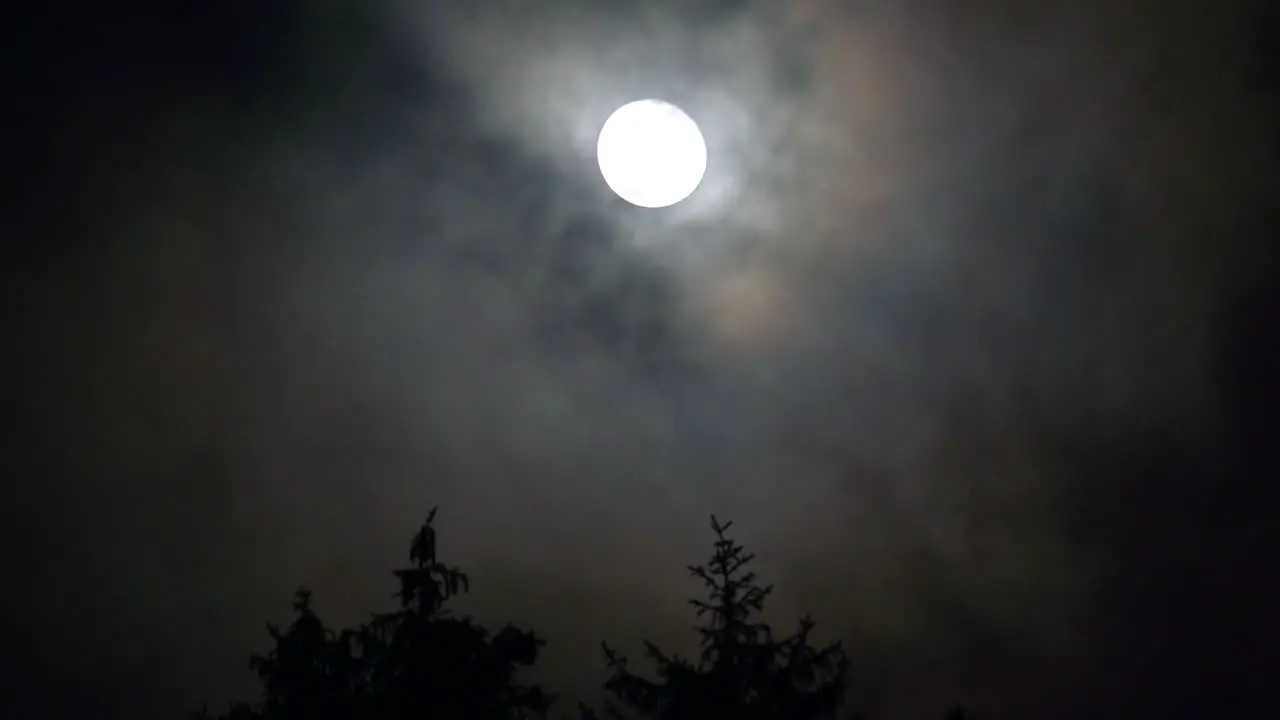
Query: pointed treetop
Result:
<box><xmin>593</xmin><ymin>516</ymin><xmax>852</xmax><ymax>719</ymax></box>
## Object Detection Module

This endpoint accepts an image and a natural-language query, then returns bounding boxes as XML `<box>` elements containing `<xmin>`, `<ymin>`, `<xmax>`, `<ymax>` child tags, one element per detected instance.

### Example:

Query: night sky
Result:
<box><xmin>5</xmin><ymin>0</ymin><xmax>1278</xmax><ymax>717</ymax></box>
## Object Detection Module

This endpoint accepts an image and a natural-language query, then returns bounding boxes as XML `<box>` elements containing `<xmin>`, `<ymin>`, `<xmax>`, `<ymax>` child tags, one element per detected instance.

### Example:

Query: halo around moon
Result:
<box><xmin>596</xmin><ymin>99</ymin><xmax>708</xmax><ymax>209</ymax></box>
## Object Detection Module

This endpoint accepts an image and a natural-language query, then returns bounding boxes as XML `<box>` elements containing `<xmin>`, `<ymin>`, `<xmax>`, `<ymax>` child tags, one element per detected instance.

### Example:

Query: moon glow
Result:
<box><xmin>596</xmin><ymin>99</ymin><xmax>708</xmax><ymax>209</ymax></box>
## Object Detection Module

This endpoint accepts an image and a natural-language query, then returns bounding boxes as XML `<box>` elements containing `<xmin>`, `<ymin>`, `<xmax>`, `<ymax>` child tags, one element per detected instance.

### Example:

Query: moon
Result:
<box><xmin>596</xmin><ymin>99</ymin><xmax>708</xmax><ymax>209</ymax></box>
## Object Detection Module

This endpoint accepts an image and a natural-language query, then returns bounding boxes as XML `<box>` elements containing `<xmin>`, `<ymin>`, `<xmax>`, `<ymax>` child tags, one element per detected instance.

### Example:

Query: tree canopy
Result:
<box><xmin>200</xmin><ymin>509</ymin><xmax>975</xmax><ymax>720</ymax></box>
<box><xmin>198</xmin><ymin>507</ymin><xmax>551</xmax><ymax>720</ymax></box>
<box><xmin>584</xmin><ymin>515</ymin><xmax>850</xmax><ymax>720</ymax></box>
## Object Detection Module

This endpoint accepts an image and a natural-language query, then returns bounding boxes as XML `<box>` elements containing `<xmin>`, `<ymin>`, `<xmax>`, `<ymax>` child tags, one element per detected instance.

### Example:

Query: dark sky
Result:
<box><xmin>5</xmin><ymin>0</ymin><xmax>1278</xmax><ymax>717</ymax></box>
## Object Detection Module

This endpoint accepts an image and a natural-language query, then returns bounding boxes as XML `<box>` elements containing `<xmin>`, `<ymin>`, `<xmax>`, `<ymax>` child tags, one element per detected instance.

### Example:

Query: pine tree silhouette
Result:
<box><xmin>248</xmin><ymin>588</ymin><xmax>357</xmax><ymax>719</ymax></box>
<box><xmin>203</xmin><ymin>507</ymin><xmax>552</xmax><ymax>720</ymax></box>
<box><xmin>586</xmin><ymin>515</ymin><xmax>852</xmax><ymax>720</ymax></box>
<box><xmin>361</xmin><ymin>507</ymin><xmax>552</xmax><ymax>719</ymax></box>
<box><xmin>202</xmin><ymin>508</ymin><xmax>976</xmax><ymax>720</ymax></box>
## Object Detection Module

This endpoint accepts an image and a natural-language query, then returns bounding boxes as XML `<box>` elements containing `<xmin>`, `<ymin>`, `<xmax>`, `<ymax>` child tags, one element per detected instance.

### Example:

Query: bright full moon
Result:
<box><xmin>596</xmin><ymin>99</ymin><xmax>708</xmax><ymax>209</ymax></box>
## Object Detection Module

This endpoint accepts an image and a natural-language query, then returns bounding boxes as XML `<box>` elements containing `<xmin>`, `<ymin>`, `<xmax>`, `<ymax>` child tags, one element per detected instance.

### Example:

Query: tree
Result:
<box><xmin>248</xmin><ymin>588</ymin><xmax>357</xmax><ymax>719</ymax></box>
<box><xmin>359</xmin><ymin>507</ymin><xmax>552</xmax><ymax>719</ymax></box>
<box><xmin>204</xmin><ymin>507</ymin><xmax>552</xmax><ymax>720</ymax></box>
<box><xmin>586</xmin><ymin>515</ymin><xmax>852</xmax><ymax>720</ymax></box>
<box><xmin>203</xmin><ymin>508</ymin><xmax>976</xmax><ymax>720</ymax></box>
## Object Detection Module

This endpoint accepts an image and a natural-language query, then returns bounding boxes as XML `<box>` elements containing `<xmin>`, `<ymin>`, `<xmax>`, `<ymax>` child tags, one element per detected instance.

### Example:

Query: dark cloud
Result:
<box><xmin>5</xmin><ymin>0</ymin><xmax>1277</xmax><ymax>717</ymax></box>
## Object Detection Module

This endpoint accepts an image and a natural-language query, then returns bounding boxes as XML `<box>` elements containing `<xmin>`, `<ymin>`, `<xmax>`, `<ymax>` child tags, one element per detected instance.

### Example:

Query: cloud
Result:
<box><xmin>6</xmin><ymin>0</ymin><xmax>1273</xmax><ymax>716</ymax></box>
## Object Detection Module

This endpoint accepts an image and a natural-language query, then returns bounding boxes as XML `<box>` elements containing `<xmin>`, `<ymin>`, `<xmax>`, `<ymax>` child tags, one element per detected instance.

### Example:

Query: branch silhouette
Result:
<box><xmin>586</xmin><ymin>515</ymin><xmax>852</xmax><ymax>720</ymax></box>
<box><xmin>200</xmin><ymin>508</ymin><xmax>975</xmax><ymax>720</ymax></box>
<box><xmin>201</xmin><ymin>507</ymin><xmax>552</xmax><ymax>720</ymax></box>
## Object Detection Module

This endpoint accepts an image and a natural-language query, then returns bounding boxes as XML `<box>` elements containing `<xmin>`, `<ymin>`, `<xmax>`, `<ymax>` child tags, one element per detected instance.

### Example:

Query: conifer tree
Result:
<box><xmin>252</xmin><ymin>587</ymin><xmax>358</xmax><ymax>719</ymax></box>
<box><xmin>204</xmin><ymin>507</ymin><xmax>552</xmax><ymax>720</ymax></box>
<box><xmin>588</xmin><ymin>515</ymin><xmax>851</xmax><ymax>719</ymax></box>
<box><xmin>360</xmin><ymin>507</ymin><xmax>552</xmax><ymax>719</ymax></box>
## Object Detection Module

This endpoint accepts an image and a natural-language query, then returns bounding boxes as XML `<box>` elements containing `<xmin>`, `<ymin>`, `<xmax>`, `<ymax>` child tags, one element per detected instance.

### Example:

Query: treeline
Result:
<box><xmin>195</xmin><ymin>508</ymin><xmax>976</xmax><ymax>720</ymax></box>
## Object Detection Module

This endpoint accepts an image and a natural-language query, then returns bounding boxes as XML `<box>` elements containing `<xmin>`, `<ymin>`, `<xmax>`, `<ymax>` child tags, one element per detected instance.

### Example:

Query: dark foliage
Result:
<box><xmin>201</xmin><ymin>510</ymin><xmax>975</xmax><ymax>720</ymax></box>
<box><xmin>582</xmin><ymin>515</ymin><xmax>851</xmax><ymax>720</ymax></box>
<box><xmin>198</xmin><ymin>507</ymin><xmax>552</xmax><ymax>720</ymax></box>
